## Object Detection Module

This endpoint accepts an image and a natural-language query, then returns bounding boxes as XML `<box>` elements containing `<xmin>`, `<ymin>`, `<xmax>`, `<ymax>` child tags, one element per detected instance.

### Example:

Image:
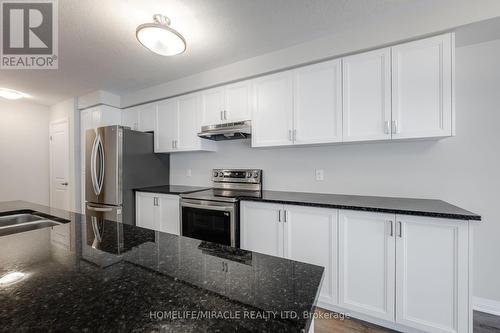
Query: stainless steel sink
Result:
<box><xmin>0</xmin><ymin>213</ymin><xmax>63</xmax><ymax>237</ymax></box>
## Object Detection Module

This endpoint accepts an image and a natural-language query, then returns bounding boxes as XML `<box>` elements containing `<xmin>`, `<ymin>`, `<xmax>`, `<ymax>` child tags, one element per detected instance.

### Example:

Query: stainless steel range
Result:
<box><xmin>180</xmin><ymin>169</ymin><xmax>262</xmax><ymax>247</ymax></box>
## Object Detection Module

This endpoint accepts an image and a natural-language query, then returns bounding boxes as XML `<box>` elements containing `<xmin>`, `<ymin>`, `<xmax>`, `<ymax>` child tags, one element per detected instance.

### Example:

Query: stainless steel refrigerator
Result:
<box><xmin>85</xmin><ymin>125</ymin><xmax>169</xmax><ymax>225</ymax></box>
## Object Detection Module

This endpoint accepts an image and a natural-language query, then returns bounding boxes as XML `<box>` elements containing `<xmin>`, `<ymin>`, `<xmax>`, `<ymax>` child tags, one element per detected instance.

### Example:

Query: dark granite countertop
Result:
<box><xmin>240</xmin><ymin>191</ymin><xmax>481</xmax><ymax>221</ymax></box>
<box><xmin>0</xmin><ymin>201</ymin><xmax>323</xmax><ymax>333</ymax></box>
<box><xmin>134</xmin><ymin>185</ymin><xmax>209</xmax><ymax>195</ymax></box>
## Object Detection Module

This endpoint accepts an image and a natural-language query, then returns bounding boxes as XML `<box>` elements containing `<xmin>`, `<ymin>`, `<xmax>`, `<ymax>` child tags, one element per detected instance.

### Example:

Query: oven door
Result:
<box><xmin>180</xmin><ymin>199</ymin><xmax>237</xmax><ymax>247</ymax></box>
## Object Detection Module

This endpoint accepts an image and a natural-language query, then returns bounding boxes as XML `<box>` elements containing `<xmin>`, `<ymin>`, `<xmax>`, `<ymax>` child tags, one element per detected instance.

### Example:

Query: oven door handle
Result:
<box><xmin>181</xmin><ymin>202</ymin><xmax>234</xmax><ymax>212</ymax></box>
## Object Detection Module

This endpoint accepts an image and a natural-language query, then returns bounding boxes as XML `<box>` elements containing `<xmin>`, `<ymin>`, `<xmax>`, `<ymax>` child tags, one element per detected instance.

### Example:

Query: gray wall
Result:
<box><xmin>170</xmin><ymin>39</ymin><xmax>500</xmax><ymax>303</ymax></box>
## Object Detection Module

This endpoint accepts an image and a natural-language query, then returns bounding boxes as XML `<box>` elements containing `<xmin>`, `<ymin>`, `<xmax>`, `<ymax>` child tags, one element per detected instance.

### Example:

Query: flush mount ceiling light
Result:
<box><xmin>0</xmin><ymin>272</ymin><xmax>26</xmax><ymax>286</ymax></box>
<box><xmin>136</xmin><ymin>14</ymin><xmax>186</xmax><ymax>56</ymax></box>
<box><xmin>0</xmin><ymin>88</ymin><xmax>25</xmax><ymax>100</ymax></box>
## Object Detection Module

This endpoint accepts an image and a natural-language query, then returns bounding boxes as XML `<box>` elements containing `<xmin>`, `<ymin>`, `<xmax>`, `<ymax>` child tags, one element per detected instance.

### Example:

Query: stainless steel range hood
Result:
<box><xmin>198</xmin><ymin>120</ymin><xmax>251</xmax><ymax>141</ymax></box>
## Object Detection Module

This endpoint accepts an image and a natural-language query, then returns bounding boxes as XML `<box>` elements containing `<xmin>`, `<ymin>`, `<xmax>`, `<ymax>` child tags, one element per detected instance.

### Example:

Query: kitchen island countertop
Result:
<box><xmin>0</xmin><ymin>201</ymin><xmax>322</xmax><ymax>333</ymax></box>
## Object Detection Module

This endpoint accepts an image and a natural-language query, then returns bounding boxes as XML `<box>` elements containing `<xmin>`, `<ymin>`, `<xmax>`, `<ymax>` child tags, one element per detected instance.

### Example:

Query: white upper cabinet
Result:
<box><xmin>338</xmin><ymin>210</ymin><xmax>396</xmax><ymax>322</ymax></box>
<box><xmin>126</xmin><ymin>103</ymin><xmax>157</xmax><ymax>132</ymax></box>
<box><xmin>122</xmin><ymin>108</ymin><xmax>139</xmax><ymax>130</ymax></box>
<box><xmin>201</xmin><ymin>80</ymin><xmax>252</xmax><ymax>125</ymax></box>
<box><xmin>395</xmin><ymin>216</ymin><xmax>468</xmax><ymax>333</ymax></box>
<box><xmin>391</xmin><ymin>34</ymin><xmax>454</xmax><ymax>139</ymax></box>
<box><xmin>224</xmin><ymin>80</ymin><xmax>252</xmax><ymax>123</ymax></box>
<box><xmin>293</xmin><ymin>59</ymin><xmax>343</xmax><ymax>144</ymax></box>
<box><xmin>155</xmin><ymin>99</ymin><xmax>178</xmax><ymax>152</ymax></box>
<box><xmin>178</xmin><ymin>93</ymin><xmax>203</xmax><ymax>150</ymax></box>
<box><xmin>342</xmin><ymin>48</ymin><xmax>391</xmax><ymax>142</ymax></box>
<box><xmin>251</xmin><ymin>71</ymin><xmax>294</xmax><ymax>147</ymax></box>
<box><xmin>201</xmin><ymin>87</ymin><xmax>225</xmax><ymax>126</ymax></box>
<box><xmin>155</xmin><ymin>93</ymin><xmax>216</xmax><ymax>153</ymax></box>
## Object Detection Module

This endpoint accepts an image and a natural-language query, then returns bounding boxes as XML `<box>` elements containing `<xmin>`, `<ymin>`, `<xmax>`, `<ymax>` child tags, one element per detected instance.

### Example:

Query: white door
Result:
<box><xmin>251</xmin><ymin>71</ymin><xmax>294</xmax><ymax>147</ymax></box>
<box><xmin>391</xmin><ymin>34</ymin><xmax>453</xmax><ymax>139</ymax></box>
<box><xmin>342</xmin><ymin>48</ymin><xmax>392</xmax><ymax>142</ymax></box>
<box><xmin>283</xmin><ymin>205</ymin><xmax>338</xmax><ymax>305</ymax></box>
<box><xmin>135</xmin><ymin>192</ymin><xmax>159</xmax><ymax>230</ymax></box>
<box><xmin>293</xmin><ymin>59</ymin><xmax>343</xmax><ymax>144</ymax></box>
<box><xmin>137</xmin><ymin>103</ymin><xmax>157</xmax><ymax>132</ymax></box>
<box><xmin>158</xmin><ymin>194</ymin><xmax>180</xmax><ymax>235</ymax></box>
<box><xmin>396</xmin><ymin>216</ymin><xmax>469</xmax><ymax>333</ymax></box>
<box><xmin>155</xmin><ymin>99</ymin><xmax>179</xmax><ymax>152</ymax></box>
<box><xmin>49</xmin><ymin>119</ymin><xmax>70</xmax><ymax>211</ymax></box>
<box><xmin>338</xmin><ymin>210</ymin><xmax>396</xmax><ymax>321</ymax></box>
<box><xmin>178</xmin><ymin>93</ymin><xmax>202</xmax><ymax>150</ymax></box>
<box><xmin>240</xmin><ymin>201</ymin><xmax>283</xmax><ymax>257</ymax></box>
<box><xmin>224</xmin><ymin>80</ymin><xmax>252</xmax><ymax>123</ymax></box>
<box><xmin>201</xmin><ymin>87</ymin><xmax>225</xmax><ymax>126</ymax></box>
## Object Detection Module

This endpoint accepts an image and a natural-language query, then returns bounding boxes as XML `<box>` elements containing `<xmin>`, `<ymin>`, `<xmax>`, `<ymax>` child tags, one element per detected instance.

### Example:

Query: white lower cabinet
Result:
<box><xmin>395</xmin><ymin>216</ymin><xmax>469</xmax><ymax>333</ymax></box>
<box><xmin>241</xmin><ymin>201</ymin><xmax>472</xmax><ymax>333</ymax></box>
<box><xmin>338</xmin><ymin>210</ymin><xmax>396</xmax><ymax>321</ymax></box>
<box><xmin>135</xmin><ymin>192</ymin><xmax>180</xmax><ymax>235</ymax></box>
<box><xmin>240</xmin><ymin>201</ymin><xmax>339</xmax><ymax>305</ymax></box>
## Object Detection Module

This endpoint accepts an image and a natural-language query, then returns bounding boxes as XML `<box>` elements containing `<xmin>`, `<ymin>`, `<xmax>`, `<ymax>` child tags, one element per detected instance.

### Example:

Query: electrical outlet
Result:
<box><xmin>186</xmin><ymin>169</ymin><xmax>192</xmax><ymax>177</ymax></box>
<box><xmin>315</xmin><ymin>169</ymin><xmax>324</xmax><ymax>181</ymax></box>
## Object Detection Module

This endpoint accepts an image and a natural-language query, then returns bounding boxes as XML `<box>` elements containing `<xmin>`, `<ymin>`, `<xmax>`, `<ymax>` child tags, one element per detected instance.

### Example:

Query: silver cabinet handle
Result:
<box><xmin>288</xmin><ymin>129</ymin><xmax>292</xmax><ymax>141</ymax></box>
<box><xmin>389</xmin><ymin>220</ymin><xmax>394</xmax><ymax>237</ymax></box>
<box><xmin>278</xmin><ymin>209</ymin><xmax>282</xmax><ymax>222</ymax></box>
<box><xmin>224</xmin><ymin>110</ymin><xmax>228</xmax><ymax>120</ymax></box>
<box><xmin>392</xmin><ymin>120</ymin><xmax>399</xmax><ymax>134</ymax></box>
<box><xmin>284</xmin><ymin>210</ymin><xmax>289</xmax><ymax>223</ymax></box>
<box><xmin>293</xmin><ymin>129</ymin><xmax>297</xmax><ymax>141</ymax></box>
<box><xmin>220</xmin><ymin>111</ymin><xmax>223</xmax><ymax>121</ymax></box>
<box><xmin>385</xmin><ymin>120</ymin><xmax>391</xmax><ymax>134</ymax></box>
<box><xmin>398</xmin><ymin>221</ymin><xmax>402</xmax><ymax>237</ymax></box>
<box><xmin>172</xmin><ymin>140</ymin><xmax>174</xmax><ymax>149</ymax></box>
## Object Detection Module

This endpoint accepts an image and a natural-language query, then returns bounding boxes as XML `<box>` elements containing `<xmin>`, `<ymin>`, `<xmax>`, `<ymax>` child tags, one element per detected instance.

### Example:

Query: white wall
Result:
<box><xmin>50</xmin><ymin>98</ymin><xmax>80</xmax><ymax>212</ymax></box>
<box><xmin>169</xmin><ymin>39</ymin><xmax>500</xmax><ymax>304</ymax></box>
<box><xmin>0</xmin><ymin>99</ymin><xmax>50</xmax><ymax>205</ymax></box>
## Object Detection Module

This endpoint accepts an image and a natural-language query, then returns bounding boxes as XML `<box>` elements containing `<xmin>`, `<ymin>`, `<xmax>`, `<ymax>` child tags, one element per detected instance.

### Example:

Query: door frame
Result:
<box><xmin>49</xmin><ymin>118</ymin><xmax>70</xmax><ymax>209</ymax></box>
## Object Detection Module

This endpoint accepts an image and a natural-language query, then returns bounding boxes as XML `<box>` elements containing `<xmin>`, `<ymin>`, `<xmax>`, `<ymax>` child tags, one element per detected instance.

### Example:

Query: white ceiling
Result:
<box><xmin>1</xmin><ymin>0</ymin><xmax>499</xmax><ymax>106</ymax></box>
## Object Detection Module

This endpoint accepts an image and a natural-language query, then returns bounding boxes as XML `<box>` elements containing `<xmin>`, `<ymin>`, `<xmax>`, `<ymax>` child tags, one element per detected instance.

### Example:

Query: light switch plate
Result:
<box><xmin>315</xmin><ymin>169</ymin><xmax>324</xmax><ymax>181</ymax></box>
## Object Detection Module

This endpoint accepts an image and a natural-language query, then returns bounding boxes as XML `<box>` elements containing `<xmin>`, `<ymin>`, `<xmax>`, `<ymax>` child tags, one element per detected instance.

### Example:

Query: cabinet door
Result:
<box><xmin>293</xmin><ymin>60</ymin><xmax>342</xmax><ymax>144</ymax></box>
<box><xmin>158</xmin><ymin>194</ymin><xmax>180</xmax><ymax>235</ymax></box>
<box><xmin>283</xmin><ymin>205</ymin><xmax>338</xmax><ymax>305</ymax></box>
<box><xmin>136</xmin><ymin>103</ymin><xmax>157</xmax><ymax>132</ymax></box>
<box><xmin>342</xmin><ymin>48</ymin><xmax>392</xmax><ymax>142</ymax></box>
<box><xmin>135</xmin><ymin>192</ymin><xmax>159</xmax><ymax>231</ymax></box>
<box><xmin>201</xmin><ymin>87</ymin><xmax>224</xmax><ymax>126</ymax></box>
<box><xmin>391</xmin><ymin>34</ymin><xmax>453</xmax><ymax>139</ymax></box>
<box><xmin>178</xmin><ymin>93</ymin><xmax>202</xmax><ymax>150</ymax></box>
<box><xmin>396</xmin><ymin>216</ymin><xmax>468</xmax><ymax>333</ymax></box>
<box><xmin>240</xmin><ymin>201</ymin><xmax>283</xmax><ymax>257</ymax></box>
<box><xmin>224</xmin><ymin>80</ymin><xmax>252</xmax><ymax>123</ymax></box>
<box><xmin>338</xmin><ymin>210</ymin><xmax>396</xmax><ymax>321</ymax></box>
<box><xmin>122</xmin><ymin>108</ymin><xmax>138</xmax><ymax>130</ymax></box>
<box><xmin>251</xmin><ymin>71</ymin><xmax>294</xmax><ymax>147</ymax></box>
<box><xmin>155</xmin><ymin>99</ymin><xmax>178</xmax><ymax>153</ymax></box>
<box><xmin>97</xmin><ymin>105</ymin><xmax>122</xmax><ymax>127</ymax></box>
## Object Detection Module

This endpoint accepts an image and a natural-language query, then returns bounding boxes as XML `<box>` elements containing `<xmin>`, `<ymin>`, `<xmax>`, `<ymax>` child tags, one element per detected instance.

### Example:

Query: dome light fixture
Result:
<box><xmin>0</xmin><ymin>88</ymin><xmax>25</xmax><ymax>100</ymax></box>
<box><xmin>136</xmin><ymin>14</ymin><xmax>186</xmax><ymax>56</ymax></box>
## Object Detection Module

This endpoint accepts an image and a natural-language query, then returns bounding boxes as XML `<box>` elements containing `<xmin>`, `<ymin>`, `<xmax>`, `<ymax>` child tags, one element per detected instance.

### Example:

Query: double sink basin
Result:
<box><xmin>0</xmin><ymin>212</ymin><xmax>66</xmax><ymax>237</ymax></box>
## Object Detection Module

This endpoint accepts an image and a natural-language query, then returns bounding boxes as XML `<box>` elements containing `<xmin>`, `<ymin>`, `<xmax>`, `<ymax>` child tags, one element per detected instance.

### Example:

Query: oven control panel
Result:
<box><xmin>212</xmin><ymin>169</ymin><xmax>262</xmax><ymax>183</ymax></box>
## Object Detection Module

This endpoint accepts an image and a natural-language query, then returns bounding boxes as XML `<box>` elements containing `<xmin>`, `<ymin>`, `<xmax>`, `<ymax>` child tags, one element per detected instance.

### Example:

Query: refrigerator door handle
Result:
<box><xmin>87</xmin><ymin>204</ymin><xmax>113</xmax><ymax>212</ymax></box>
<box><xmin>90</xmin><ymin>133</ymin><xmax>99</xmax><ymax>195</ymax></box>
<box><xmin>90</xmin><ymin>133</ymin><xmax>105</xmax><ymax>196</ymax></box>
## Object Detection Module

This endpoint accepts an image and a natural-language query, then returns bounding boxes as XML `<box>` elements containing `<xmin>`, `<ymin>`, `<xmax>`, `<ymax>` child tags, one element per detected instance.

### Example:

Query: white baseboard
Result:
<box><xmin>474</xmin><ymin>297</ymin><xmax>500</xmax><ymax>316</ymax></box>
